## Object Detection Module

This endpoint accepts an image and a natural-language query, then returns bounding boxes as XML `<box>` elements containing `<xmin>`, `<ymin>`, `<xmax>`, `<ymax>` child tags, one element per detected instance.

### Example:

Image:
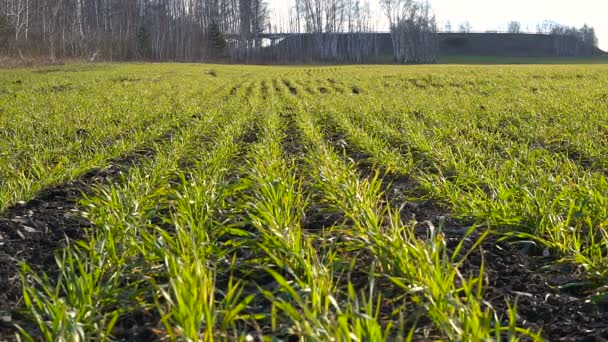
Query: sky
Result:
<box><xmin>268</xmin><ymin>0</ymin><xmax>607</xmax><ymax>51</ymax></box>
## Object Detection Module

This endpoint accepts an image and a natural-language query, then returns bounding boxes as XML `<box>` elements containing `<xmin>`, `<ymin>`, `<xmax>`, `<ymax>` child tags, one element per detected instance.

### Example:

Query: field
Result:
<box><xmin>1</xmin><ymin>63</ymin><xmax>608</xmax><ymax>341</ymax></box>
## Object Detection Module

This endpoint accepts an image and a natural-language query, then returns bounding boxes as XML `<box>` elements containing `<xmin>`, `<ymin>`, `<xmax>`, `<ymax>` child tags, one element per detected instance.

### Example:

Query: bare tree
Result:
<box><xmin>5</xmin><ymin>0</ymin><xmax>597</xmax><ymax>63</ymax></box>
<box><xmin>4</xmin><ymin>0</ymin><xmax>29</xmax><ymax>40</ymax></box>
<box><xmin>578</xmin><ymin>24</ymin><xmax>598</xmax><ymax>47</ymax></box>
<box><xmin>444</xmin><ymin>20</ymin><xmax>451</xmax><ymax>32</ymax></box>
<box><xmin>261</xmin><ymin>0</ymin><xmax>384</xmax><ymax>63</ymax></box>
<box><xmin>345</xmin><ymin>0</ymin><xmax>377</xmax><ymax>63</ymax></box>
<box><xmin>235</xmin><ymin>0</ymin><xmax>269</xmax><ymax>62</ymax></box>
<box><xmin>380</xmin><ymin>0</ymin><xmax>437</xmax><ymax>64</ymax></box>
<box><xmin>280</xmin><ymin>0</ymin><xmax>370</xmax><ymax>62</ymax></box>
<box><xmin>458</xmin><ymin>21</ymin><xmax>471</xmax><ymax>33</ymax></box>
<box><xmin>507</xmin><ymin>21</ymin><xmax>521</xmax><ymax>34</ymax></box>
<box><xmin>534</xmin><ymin>21</ymin><xmax>599</xmax><ymax>56</ymax></box>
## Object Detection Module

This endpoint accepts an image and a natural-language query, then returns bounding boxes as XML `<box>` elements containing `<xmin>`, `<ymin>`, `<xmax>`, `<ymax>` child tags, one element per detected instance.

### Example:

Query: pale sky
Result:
<box><xmin>268</xmin><ymin>0</ymin><xmax>608</xmax><ymax>51</ymax></box>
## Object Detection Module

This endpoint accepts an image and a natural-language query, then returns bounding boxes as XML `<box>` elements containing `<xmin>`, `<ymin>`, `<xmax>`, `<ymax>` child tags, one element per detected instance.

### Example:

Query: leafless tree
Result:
<box><xmin>0</xmin><ymin>0</ymin><xmax>270</xmax><ymax>62</ymax></box>
<box><xmin>536</xmin><ymin>20</ymin><xmax>599</xmax><ymax>56</ymax></box>
<box><xmin>380</xmin><ymin>0</ymin><xmax>437</xmax><ymax>63</ymax></box>
<box><xmin>4</xmin><ymin>1</ymin><xmax>596</xmax><ymax>63</ymax></box>
<box><xmin>507</xmin><ymin>21</ymin><xmax>521</xmax><ymax>34</ymax></box>
<box><xmin>458</xmin><ymin>21</ymin><xmax>472</xmax><ymax>33</ymax></box>
<box><xmin>269</xmin><ymin>0</ymin><xmax>378</xmax><ymax>63</ymax></box>
<box><xmin>444</xmin><ymin>20</ymin><xmax>452</xmax><ymax>32</ymax></box>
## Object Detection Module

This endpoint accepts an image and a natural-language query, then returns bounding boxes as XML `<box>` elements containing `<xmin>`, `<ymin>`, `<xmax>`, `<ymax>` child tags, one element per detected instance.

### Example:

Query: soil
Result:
<box><xmin>477</xmin><ymin>236</ymin><xmax>608</xmax><ymax>341</ymax></box>
<box><xmin>328</xmin><ymin>133</ymin><xmax>608</xmax><ymax>341</ymax></box>
<box><xmin>0</xmin><ymin>183</ymin><xmax>92</xmax><ymax>340</ymax></box>
<box><xmin>0</xmin><ymin>150</ymin><xmax>153</xmax><ymax>341</ymax></box>
<box><xmin>282</xmin><ymin>79</ymin><xmax>298</xmax><ymax>95</ymax></box>
<box><xmin>1</xmin><ymin>118</ymin><xmax>607</xmax><ymax>341</ymax></box>
<box><xmin>389</xmin><ymin>173</ymin><xmax>608</xmax><ymax>341</ymax></box>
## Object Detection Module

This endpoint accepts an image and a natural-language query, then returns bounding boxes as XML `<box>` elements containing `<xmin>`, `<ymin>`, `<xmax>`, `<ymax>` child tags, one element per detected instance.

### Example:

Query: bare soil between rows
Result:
<box><xmin>394</xmin><ymin>179</ymin><xmax>608</xmax><ymax>341</ymax></box>
<box><xmin>1</xmin><ymin>140</ymin><xmax>607</xmax><ymax>341</ymax></box>
<box><xmin>0</xmin><ymin>150</ymin><xmax>153</xmax><ymax>341</ymax></box>
<box><xmin>327</xmin><ymin>127</ymin><xmax>608</xmax><ymax>341</ymax></box>
<box><xmin>372</xmin><ymin>173</ymin><xmax>608</xmax><ymax>341</ymax></box>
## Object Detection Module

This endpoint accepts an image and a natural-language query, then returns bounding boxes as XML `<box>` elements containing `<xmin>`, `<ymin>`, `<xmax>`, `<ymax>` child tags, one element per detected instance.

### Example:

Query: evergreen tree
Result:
<box><xmin>209</xmin><ymin>22</ymin><xmax>226</xmax><ymax>56</ymax></box>
<box><xmin>137</xmin><ymin>26</ymin><xmax>152</xmax><ymax>59</ymax></box>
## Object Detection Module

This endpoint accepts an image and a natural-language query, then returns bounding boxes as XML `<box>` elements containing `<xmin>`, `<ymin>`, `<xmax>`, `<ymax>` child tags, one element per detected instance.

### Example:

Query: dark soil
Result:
<box><xmin>0</xmin><ymin>149</ymin><xmax>154</xmax><ymax>341</ymax></box>
<box><xmin>0</xmin><ymin>184</ymin><xmax>92</xmax><ymax>340</ymax></box>
<box><xmin>226</xmin><ymin>84</ymin><xmax>242</xmax><ymax>100</ymax></box>
<box><xmin>261</xmin><ymin>81</ymin><xmax>269</xmax><ymax>100</ymax></box>
<box><xmin>282</xmin><ymin>80</ymin><xmax>298</xmax><ymax>95</ymax></box>
<box><xmin>388</xmin><ymin>177</ymin><xmax>608</xmax><ymax>341</ymax></box>
<box><xmin>367</xmin><ymin>171</ymin><xmax>608</xmax><ymax>340</ymax></box>
<box><xmin>272</xmin><ymin>79</ymin><xmax>282</xmax><ymax>94</ymax></box>
<box><xmin>476</xmin><ymin>235</ymin><xmax>608</xmax><ymax>341</ymax></box>
<box><xmin>330</xmin><ymin>132</ymin><xmax>608</xmax><ymax>341</ymax></box>
<box><xmin>2</xmin><ymin>112</ymin><xmax>607</xmax><ymax>341</ymax></box>
<box><xmin>304</xmin><ymin>86</ymin><xmax>315</xmax><ymax>95</ymax></box>
<box><xmin>326</xmin><ymin>78</ymin><xmax>345</xmax><ymax>94</ymax></box>
<box><xmin>113</xmin><ymin>310</ymin><xmax>163</xmax><ymax>342</ymax></box>
<box><xmin>41</xmin><ymin>84</ymin><xmax>75</xmax><ymax>93</ymax></box>
<box><xmin>245</xmin><ymin>83</ymin><xmax>255</xmax><ymax>99</ymax></box>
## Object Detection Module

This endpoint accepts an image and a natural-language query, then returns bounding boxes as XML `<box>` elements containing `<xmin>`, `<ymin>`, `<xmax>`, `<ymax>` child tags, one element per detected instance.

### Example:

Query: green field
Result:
<box><xmin>1</xmin><ymin>63</ymin><xmax>608</xmax><ymax>341</ymax></box>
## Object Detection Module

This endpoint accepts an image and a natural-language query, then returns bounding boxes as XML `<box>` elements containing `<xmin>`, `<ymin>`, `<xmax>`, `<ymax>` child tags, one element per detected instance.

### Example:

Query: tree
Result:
<box><xmin>0</xmin><ymin>15</ymin><xmax>14</xmax><ymax>50</ymax></box>
<box><xmin>534</xmin><ymin>21</ymin><xmax>600</xmax><ymax>56</ymax></box>
<box><xmin>4</xmin><ymin>0</ymin><xmax>598</xmax><ymax>63</ymax></box>
<box><xmin>4</xmin><ymin>0</ymin><xmax>29</xmax><ymax>41</ymax></box>
<box><xmin>444</xmin><ymin>20</ymin><xmax>452</xmax><ymax>32</ymax></box>
<box><xmin>209</xmin><ymin>22</ymin><xmax>227</xmax><ymax>57</ymax></box>
<box><xmin>136</xmin><ymin>26</ymin><xmax>152</xmax><ymax>59</ymax></box>
<box><xmin>281</xmin><ymin>0</ymin><xmax>376</xmax><ymax>62</ymax></box>
<box><xmin>507</xmin><ymin>21</ymin><xmax>521</xmax><ymax>34</ymax></box>
<box><xmin>458</xmin><ymin>21</ymin><xmax>472</xmax><ymax>33</ymax></box>
<box><xmin>344</xmin><ymin>0</ymin><xmax>377</xmax><ymax>63</ymax></box>
<box><xmin>579</xmin><ymin>24</ymin><xmax>598</xmax><ymax>47</ymax></box>
<box><xmin>380</xmin><ymin>0</ymin><xmax>438</xmax><ymax>64</ymax></box>
<box><xmin>537</xmin><ymin>21</ymin><xmax>559</xmax><ymax>34</ymax></box>
<box><xmin>236</xmin><ymin>0</ymin><xmax>269</xmax><ymax>61</ymax></box>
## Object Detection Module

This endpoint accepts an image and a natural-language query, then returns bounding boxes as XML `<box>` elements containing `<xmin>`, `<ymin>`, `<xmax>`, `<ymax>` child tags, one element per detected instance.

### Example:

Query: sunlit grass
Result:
<box><xmin>2</xmin><ymin>63</ymin><xmax>606</xmax><ymax>341</ymax></box>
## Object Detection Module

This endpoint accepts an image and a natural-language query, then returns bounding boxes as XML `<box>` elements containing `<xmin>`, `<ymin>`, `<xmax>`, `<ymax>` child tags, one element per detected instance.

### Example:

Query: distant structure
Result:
<box><xmin>439</xmin><ymin>32</ymin><xmax>605</xmax><ymax>58</ymax></box>
<box><xmin>247</xmin><ymin>32</ymin><xmax>605</xmax><ymax>64</ymax></box>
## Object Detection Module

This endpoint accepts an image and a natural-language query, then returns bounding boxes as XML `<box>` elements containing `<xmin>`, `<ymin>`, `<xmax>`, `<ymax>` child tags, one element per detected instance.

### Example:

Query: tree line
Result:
<box><xmin>0</xmin><ymin>0</ymin><xmax>270</xmax><ymax>61</ymax></box>
<box><xmin>0</xmin><ymin>0</ymin><xmax>441</xmax><ymax>63</ymax></box>
<box><xmin>0</xmin><ymin>0</ymin><xmax>601</xmax><ymax>63</ymax></box>
<box><xmin>499</xmin><ymin>20</ymin><xmax>599</xmax><ymax>56</ymax></box>
<box><xmin>535</xmin><ymin>21</ymin><xmax>599</xmax><ymax>55</ymax></box>
<box><xmin>442</xmin><ymin>19</ymin><xmax>600</xmax><ymax>57</ymax></box>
